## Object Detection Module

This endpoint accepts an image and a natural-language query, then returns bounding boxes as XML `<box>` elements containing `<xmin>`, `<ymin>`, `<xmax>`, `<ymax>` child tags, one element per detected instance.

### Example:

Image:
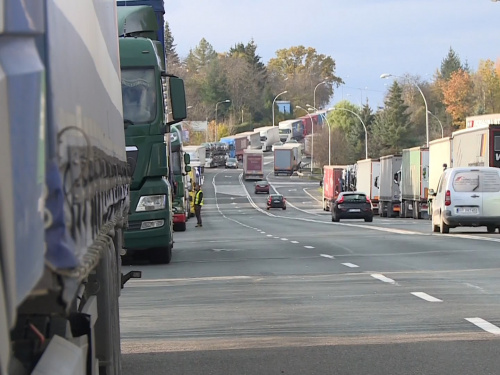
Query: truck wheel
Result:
<box><xmin>150</xmin><ymin>244</ymin><xmax>172</xmax><ymax>264</ymax></box>
<box><xmin>487</xmin><ymin>225</ymin><xmax>496</xmax><ymax>233</ymax></box>
<box><xmin>440</xmin><ymin>217</ymin><xmax>450</xmax><ymax>234</ymax></box>
<box><xmin>364</xmin><ymin>217</ymin><xmax>373</xmax><ymax>222</ymax></box>
<box><xmin>174</xmin><ymin>222</ymin><xmax>186</xmax><ymax>232</ymax></box>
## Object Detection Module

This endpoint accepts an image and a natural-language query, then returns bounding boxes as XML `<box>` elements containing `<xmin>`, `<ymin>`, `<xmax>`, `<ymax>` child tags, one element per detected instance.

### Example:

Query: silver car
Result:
<box><xmin>429</xmin><ymin>167</ymin><xmax>500</xmax><ymax>233</ymax></box>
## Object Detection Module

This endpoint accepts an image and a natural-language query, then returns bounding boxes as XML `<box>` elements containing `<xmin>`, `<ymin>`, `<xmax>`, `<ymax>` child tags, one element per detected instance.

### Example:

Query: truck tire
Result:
<box><xmin>150</xmin><ymin>243</ymin><xmax>173</xmax><ymax>264</ymax></box>
<box><xmin>487</xmin><ymin>225</ymin><xmax>496</xmax><ymax>233</ymax></box>
<box><xmin>174</xmin><ymin>222</ymin><xmax>186</xmax><ymax>232</ymax></box>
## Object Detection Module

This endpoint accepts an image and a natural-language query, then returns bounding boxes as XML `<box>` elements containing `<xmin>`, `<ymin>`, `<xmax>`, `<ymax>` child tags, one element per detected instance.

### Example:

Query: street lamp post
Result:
<box><xmin>427</xmin><ymin>110</ymin><xmax>444</xmax><ymax>138</ymax></box>
<box><xmin>296</xmin><ymin>105</ymin><xmax>315</xmax><ymax>172</ymax></box>
<box><xmin>272</xmin><ymin>90</ymin><xmax>288</xmax><ymax>127</ymax></box>
<box><xmin>330</xmin><ymin>107</ymin><xmax>368</xmax><ymax>159</ymax></box>
<box><xmin>380</xmin><ymin>73</ymin><xmax>429</xmax><ymax>148</ymax></box>
<box><xmin>307</xmin><ymin>104</ymin><xmax>331</xmax><ymax>165</ymax></box>
<box><xmin>215</xmin><ymin>99</ymin><xmax>231</xmax><ymax>141</ymax></box>
<box><xmin>313</xmin><ymin>81</ymin><xmax>326</xmax><ymax>111</ymax></box>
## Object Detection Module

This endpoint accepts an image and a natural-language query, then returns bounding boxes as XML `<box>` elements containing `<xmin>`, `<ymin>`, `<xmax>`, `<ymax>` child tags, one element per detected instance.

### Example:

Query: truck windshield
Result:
<box><xmin>279</xmin><ymin>129</ymin><xmax>291</xmax><ymax>134</ymax></box>
<box><xmin>121</xmin><ymin>68</ymin><xmax>157</xmax><ymax>124</ymax></box>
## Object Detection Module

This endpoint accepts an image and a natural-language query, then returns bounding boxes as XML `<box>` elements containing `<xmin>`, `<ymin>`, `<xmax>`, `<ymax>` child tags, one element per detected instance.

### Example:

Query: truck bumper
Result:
<box><xmin>125</xmin><ymin>210</ymin><xmax>172</xmax><ymax>251</ymax></box>
<box><xmin>173</xmin><ymin>213</ymin><xmax>186</xmax><ymax>223</ymax></box>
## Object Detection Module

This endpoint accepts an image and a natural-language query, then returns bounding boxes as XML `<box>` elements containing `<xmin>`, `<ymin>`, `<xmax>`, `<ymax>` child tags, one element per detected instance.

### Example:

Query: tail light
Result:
<box><xmin>337</xmin><ymin>196</ymin><xmax>344</xmax><ymax>204</ymax></box>
<box><xmin>445</xmin><ymin>190</ymin><xmax>451</xmax><ymax>206</ymax></box>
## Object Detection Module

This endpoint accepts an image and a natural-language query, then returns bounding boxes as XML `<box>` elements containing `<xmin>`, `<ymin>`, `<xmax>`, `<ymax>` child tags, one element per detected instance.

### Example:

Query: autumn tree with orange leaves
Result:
<box><xmin>439</xmin><ymin>70</ymin><xmax>474</xmax><ymax>129</ymax></box>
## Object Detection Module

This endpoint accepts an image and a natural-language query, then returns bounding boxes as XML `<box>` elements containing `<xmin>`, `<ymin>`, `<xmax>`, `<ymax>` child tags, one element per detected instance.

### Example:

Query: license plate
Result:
<box><xmin>349</xmin><ymin>209</ymin><xmax>361</xmax><ymax>212</ymax></box>
<box><xmin>273</xmin><ymin>200</ymin><xmax>281</xmax><ymax>203</ymax></box>
<box><xmin>456</xmin><ymin>207</ymin><xmax>478</xmax><ymax>215</ymax></box>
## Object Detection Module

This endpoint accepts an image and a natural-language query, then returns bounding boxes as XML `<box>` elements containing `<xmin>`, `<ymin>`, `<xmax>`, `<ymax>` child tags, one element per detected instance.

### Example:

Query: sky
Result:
<box><xmin>164</xmin><ymin>0</ymin><xmax>499</xmax><ymax>110</ymax></box>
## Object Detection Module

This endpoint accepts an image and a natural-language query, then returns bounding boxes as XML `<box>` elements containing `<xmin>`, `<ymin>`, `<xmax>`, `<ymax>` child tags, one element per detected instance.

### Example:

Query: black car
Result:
<box><xmin>267</xmin><ymin>194</ymin><xmax>286</xmax><ymax>210</ymax></box>
<box><xmin>254</xmin><ymin>180</ymin><xmax>270</xmax><ymax>194</ymax></box>
<box><xmin>331</xmin><ymin>192</ymin><xmax>373</xmax><ymax>222</ymax></box>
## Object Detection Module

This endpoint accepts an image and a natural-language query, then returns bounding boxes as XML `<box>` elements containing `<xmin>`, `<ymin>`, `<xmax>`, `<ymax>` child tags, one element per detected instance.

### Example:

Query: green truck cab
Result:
<box><xmin>117</xmin><ymin>2</ymin><xmax>186</xmax><ymax>263</ymax></box>
<box><xmin>170</xmin><ymin>124</ymin><xmax>192</xmax><ymax>231</ymax></box>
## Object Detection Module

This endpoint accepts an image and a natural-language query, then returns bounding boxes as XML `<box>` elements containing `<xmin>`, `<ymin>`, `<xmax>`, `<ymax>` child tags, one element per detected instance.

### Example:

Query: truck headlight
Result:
<box><xmin>136</xmin><ymin>195</ymin><xmax>166</xmax><ymax>212</ymax></box>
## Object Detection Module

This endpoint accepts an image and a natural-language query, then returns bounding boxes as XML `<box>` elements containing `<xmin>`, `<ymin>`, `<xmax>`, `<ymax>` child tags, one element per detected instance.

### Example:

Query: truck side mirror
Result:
<box><xmin>374</xmin><ymin>176</ymin><xmax>379</xmax><ymax>188</ymax></box>
<box><xmin>165</xmin><ymin>75</ymin><xmax>187</xmax><ymax>125</ymax></box>
<box><xmin>185</xmin><ymin>165</ymin><xmax>191</xmax><ymax>173</ymax></box>
<box><xmin>184</xmin><ymin>153</ymin><xmax>191</xmax><ymax>165</ymax></box>
<box><xmin>428</xmin><ymin>189</ymin><xmax>436</xmax><ymax>197</ymax></box>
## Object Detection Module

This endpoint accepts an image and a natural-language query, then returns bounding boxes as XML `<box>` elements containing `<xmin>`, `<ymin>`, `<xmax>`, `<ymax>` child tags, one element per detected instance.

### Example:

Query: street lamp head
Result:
<box><xmin>308</xmin><ymin>108</ymin><xmax>314</xmax><ymax>112</ymax></box>
<box><xmin>224</xmin><ymin>99</ymin><xmax>231</xmax><ymax>103</ymax></box>
<box><xmin>380</xmin><ymin>73</ymin><xmax>392</xmax><ymax>79</ymax></box>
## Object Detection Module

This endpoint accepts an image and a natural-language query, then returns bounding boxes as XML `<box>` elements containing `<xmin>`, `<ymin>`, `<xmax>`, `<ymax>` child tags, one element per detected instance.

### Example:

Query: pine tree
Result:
<box><xmin>372</xmin><ymin>81</ymin><xmax>415</xmax><ymax>156</ymax></box>
<box><xmin>164</xmin><ymin>21</ymin><xmax>179</xmax><ymax>67</ymax></box>
<box><xmin>184</xmin><ymin>38</ymin><xmax>218</xmax><ymax>73</ymax></box>
<box><xmin>440</xmin><ymin>47</ymin><xmax>463</xmax><ymax>81</ymax></box>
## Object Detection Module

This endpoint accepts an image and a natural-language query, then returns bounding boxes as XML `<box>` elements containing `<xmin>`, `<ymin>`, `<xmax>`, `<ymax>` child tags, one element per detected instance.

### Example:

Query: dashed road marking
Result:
<box><xmin>291</xmin><ymin>241</ymin><xmax>299</xmax><ymax>244</ymax></box>
<box><xmin>411</xmin><ymin>292</ymin><xmax>443</xmax><ymax>302</ymax></box>
<box><xmin>267</xmin><ymin>235</ymin><xmax>273</xmax><ymax>237</ymax></box>
<box><xmin>320</xmin><ymin>254</ymin><xmax>334</xmax><ymax>259</ymax></box>
<box><xmin>304</xmin><ymin>246</ymin><xmax>315</xmax><ymax>249</ymax></box>
<box><xmin>466</xmin><ymin>318</ymin><xmax>500</xmax><ymax>335</ymax></box>
<box><xmin>371</xmin><ymin>274</ymin><xmax>396</xmax><ymax>284</ymax></box>
<box><xmin>281</xmin><ymin>238</ymin><xmax>288</xmax><ymax>241</ymax></box>
<box><xmin>342</xmin><ymin>263</ymin><xmax>359</xmax><ymax>268</ymax></box>
<box><xmin>273</xmin><ymin>236</ymin><xmax>280</xmax><ymax>239</ymax></box>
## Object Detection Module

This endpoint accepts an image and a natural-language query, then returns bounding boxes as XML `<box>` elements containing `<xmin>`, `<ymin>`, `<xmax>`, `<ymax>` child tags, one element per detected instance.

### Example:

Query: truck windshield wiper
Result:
<box><xmin>124</xmin><ymin>119</ymin><xmax>134</xmax><ymax>129</ymax></box>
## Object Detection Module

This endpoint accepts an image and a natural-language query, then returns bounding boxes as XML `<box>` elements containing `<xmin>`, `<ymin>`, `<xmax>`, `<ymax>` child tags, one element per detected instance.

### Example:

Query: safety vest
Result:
<box><xmin>194</xmin><ymin>190</ymin><xmax>204</xmax><ymax>206</ymax></box>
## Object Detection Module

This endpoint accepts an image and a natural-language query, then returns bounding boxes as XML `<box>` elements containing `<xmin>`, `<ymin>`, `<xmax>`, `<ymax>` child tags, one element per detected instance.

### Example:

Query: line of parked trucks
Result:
<box><xmin>322</xmin><ymin>114</ymin><xmax>500</xmax><ymax>219</ymax></box>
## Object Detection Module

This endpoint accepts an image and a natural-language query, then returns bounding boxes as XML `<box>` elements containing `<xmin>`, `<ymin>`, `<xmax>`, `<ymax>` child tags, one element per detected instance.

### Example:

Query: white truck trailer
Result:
<box><xmin>400</xmin><ymin>146</ymin><xmax>430</xmax><ymax>219</ymax></box>
<box><xmin>243</xmin><ymin>149</ymin><xmax>264</xmax><ymax>180</ymax></box>
<box><xmin>452</xmin><ymin>124</ymin><xmax>500</xmax><ymax>168</ymax></box>
<box><xmin>429</xmin><ymin>137</ymin><xmax>452</xmax><ymax>192</ymax></box>
<box><xmin>356</xmin><ymin>158</ymin><xmax>381</xmax><ymax>214</ymax></box>
<box><xmin>379</xmin><ymin>155</ymin><xmax>402</xmax><ymax>217</ymax></box>
<box><xmin>255</xmin><ymin>126</ymin><xmax>280</xmax><ymax>152</ymax></box>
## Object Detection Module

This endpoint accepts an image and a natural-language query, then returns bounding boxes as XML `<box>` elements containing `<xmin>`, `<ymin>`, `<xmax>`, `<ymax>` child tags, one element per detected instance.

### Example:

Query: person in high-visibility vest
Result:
<box><xmin>194</xmin><ymin>183</ymin><xmax>204</xmax><ymax>227</ymax></box>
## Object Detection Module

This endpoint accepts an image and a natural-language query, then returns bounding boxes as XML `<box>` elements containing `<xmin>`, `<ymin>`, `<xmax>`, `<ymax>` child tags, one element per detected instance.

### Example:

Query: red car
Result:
<box><xmin>254</xmin><ymin>180</ymin><xmax>270</xmax><ymax>194</ymax></box>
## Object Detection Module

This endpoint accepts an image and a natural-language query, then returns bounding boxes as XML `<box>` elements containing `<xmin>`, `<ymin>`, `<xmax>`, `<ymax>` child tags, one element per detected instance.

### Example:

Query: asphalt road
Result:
<box><xmin>120</xmin><ymin>154</ymin><xmax>500</xmax><ymax>375</ymax></box>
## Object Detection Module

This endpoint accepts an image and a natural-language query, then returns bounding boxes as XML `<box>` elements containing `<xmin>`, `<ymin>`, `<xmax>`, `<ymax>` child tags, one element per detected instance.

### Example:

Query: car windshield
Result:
<box><xmin>270</xmin><ymin>195</ymin><xmax>283</xmax><ymax>200</ymax></box>
<box><xmin>341</xmin><ymin>193</ymin><xmax>367</xmax><ymax>201</ymax></box>
<box><xmin>257</xmin><ymin>181</ymin><xmax>268</xmax><ymax>186</ymax></box>
<box><xmin>121</xmin><ymin>68</ymin><xmax>157</xmax><ymax>124</ymax></box>
<box><xmin>227</xmin><ymin>158</ymin><xmax>237</xmax><ymax>163</ymax></box>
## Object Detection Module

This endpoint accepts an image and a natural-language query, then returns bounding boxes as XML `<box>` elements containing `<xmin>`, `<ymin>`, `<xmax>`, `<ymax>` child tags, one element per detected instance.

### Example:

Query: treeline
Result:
<box><xmin>164</xmin><ymin>24</ymin><xmax>500</xmax><ymax>160</ymax></box>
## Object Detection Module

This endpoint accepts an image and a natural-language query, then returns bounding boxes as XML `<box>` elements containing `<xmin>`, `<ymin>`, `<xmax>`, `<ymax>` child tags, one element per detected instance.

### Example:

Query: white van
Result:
<box><xmin>429</xmin><ymin>167</ymin><xmax>500</xmax><ymax>233</ymax></box>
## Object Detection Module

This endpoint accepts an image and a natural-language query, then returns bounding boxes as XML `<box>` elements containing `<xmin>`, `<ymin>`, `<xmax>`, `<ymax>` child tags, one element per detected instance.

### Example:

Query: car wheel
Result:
<box><xmin>431</xmin><ymin>215</ymin><xmax>439</xmax><ymax>233</ymax></box>
<box><xmin>267</xmin><ymin>207</ymin><xmax>269</xmax><ymax>210</ymax></box>
<box><xmin>364</xmin><ymin>217</ymin><xmax>373</xmax><ymax>222</ymax></box>
<box><xmin>282</xmin><ymin>206</ymin><xmax>286</xmax><ymax>210</ymax></box>
<box><xmin>487</xmin><ymin>225</ymin><xmax>496</xmax><ymax>233</ymax></box>
<box><xmin>440</xmin><ymin>216</ymin><xmax>449</xmax><ymax>234</ymax></box>
<box><xmin>332</xmin><ymin>213</ymin><xmax>339</xmax><ymax>222</ymax></box>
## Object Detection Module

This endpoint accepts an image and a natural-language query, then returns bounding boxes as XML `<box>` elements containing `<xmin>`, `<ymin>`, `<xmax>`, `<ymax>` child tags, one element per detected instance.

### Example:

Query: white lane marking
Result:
<box><xmin>342</xmin><ymin>263</ymin><xmax>359</xmax><ymax>268</ymax></box>
<box><xmin>261</xmin><ymin>231</ymin><xmax>266</xmax><ymax>234</ymax></box>
<box><xmin>303</xmin><ymin>188</ymin><xmax>322</xmax><ymax>203</ymax></box>
<box><xmin>371</xmin><ymin>274</ymin><xmax>396</xmax><ymax>284</ymax></box>
<box><xmin>411</xmin><ymin>292</ymin><xmax>443</xmax><ymax>302</ymax></box>
<box><xmin>291</xmin><ymin>241</ymin><xmax>299</xmax><ymax>244</ymax></box>
<box><xmin>267</xmin><ymin>235</ymin><xmax>273</xmax><ymax>237</ymax></box>
<box><xmin>304</xmin><ymin>246</ymin><xmax>315</xmax><ymax>249</ymax></box>
<box><xmin>231</xmin><ymin>202</ymin><xmax>237</xmax><ymax>205</ymax></box>
<box><xmin>465</xmin><ymin>318</ymin><xmax>500</xmax><ymax>335</ymax></box>
<box><xmin>320</xmin><ymin>254</ymin><xmax>334</xmax><ymax>259</ymax></box>
<box><xmin>281</xmin><ymin>238</ymin><xmax>288</xmax><ymax>241</ymax></box>
<box><xmin>273</xmin><ymin>236</ymin><xmax>280</xmax><ymax>239</ymax></box>
<box><xmin>288</xmin><ymin>189</ymin><xmax>297</xmax><ymax>192</ymax></box>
